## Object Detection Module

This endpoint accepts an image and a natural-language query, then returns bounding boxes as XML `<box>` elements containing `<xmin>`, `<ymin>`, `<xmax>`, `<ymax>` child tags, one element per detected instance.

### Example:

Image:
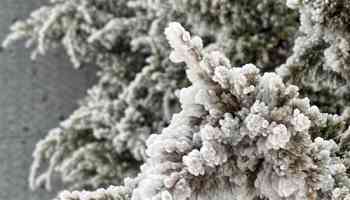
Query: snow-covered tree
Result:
<box><xmin>5</xmin><ymin>0</ymin><xmax>350</xmax><ymax>199</ymax></box>
<box><xmin>2</xmin><ymin>0</ymin><xmax>298</xmax><ymax>192</ymax></box>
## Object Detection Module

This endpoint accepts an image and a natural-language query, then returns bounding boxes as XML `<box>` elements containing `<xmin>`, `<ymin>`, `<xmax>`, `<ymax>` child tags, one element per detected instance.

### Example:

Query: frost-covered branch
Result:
<box><xmin>278</xmin><ymin>0</ymin><xmax>350</xmax><ymax>114</ymax></box>
<box><xmin>56</xmin><ymin>185</ymin><xmax>132</xmax><ymax>200</ymax></box>
<box><xmin>169</xmin><ymin>0</ymin><xmax>298</xmax><ymax>69</ymax></box>
<box><xmin>126</xmin><ymin>22</ymin><xmax>350</xmax><ymax>200</ymax></box>
<box><xmin>2</xmin><ymin>0</ymin><xmax>147</xmax><ymax>69</ymax></box>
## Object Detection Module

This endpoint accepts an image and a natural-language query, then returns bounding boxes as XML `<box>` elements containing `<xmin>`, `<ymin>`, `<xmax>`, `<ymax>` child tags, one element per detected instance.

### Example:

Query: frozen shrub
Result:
<box><xmin>2</xmin><ymin>0</ymin><xmax>299</xmax><ymax>192</ymax></box>
<box><xmin>6</xmin><ymin>0</ymin><xmax>350</xmax><ymax>199</ymax></box>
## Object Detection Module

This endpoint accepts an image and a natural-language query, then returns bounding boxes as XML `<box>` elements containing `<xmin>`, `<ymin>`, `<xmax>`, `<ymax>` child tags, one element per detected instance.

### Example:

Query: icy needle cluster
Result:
<box><xmin>278</xmin><ymin>0</ymin><xmax>350</xmax><ymax>113</ymax></box>
<box><xmin>2</xmin><ymin>0</ymin><xmax>300</xmax><ymax>192</ymax></box>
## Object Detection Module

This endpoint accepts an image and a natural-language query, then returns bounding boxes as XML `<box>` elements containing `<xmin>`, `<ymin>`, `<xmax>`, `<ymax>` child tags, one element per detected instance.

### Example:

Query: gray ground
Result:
<box><xmin>0</xmin><ymin>1</ymin><xmax>97</xmax><ymax>199</ymax></box>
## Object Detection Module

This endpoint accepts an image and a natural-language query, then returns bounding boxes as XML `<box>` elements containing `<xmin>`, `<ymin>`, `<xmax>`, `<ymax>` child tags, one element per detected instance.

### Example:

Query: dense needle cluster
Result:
<box><xmin>279</xmin><ymin>0</ymin><xmax>350</xmax><ymax>113</ymax></box>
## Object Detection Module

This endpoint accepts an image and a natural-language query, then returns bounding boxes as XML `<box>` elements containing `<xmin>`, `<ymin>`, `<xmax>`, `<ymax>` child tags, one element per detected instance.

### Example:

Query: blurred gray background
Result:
<box><xmin>0</xmin><ymin>1</ymin><xmax>97</xmax><ymax>199</ymax></box>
